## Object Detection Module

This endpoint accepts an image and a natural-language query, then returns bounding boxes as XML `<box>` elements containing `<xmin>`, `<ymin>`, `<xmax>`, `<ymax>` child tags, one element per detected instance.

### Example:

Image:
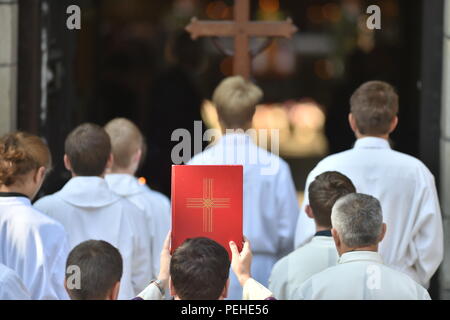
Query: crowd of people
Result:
<box><xmin>0</xmin><ymin>77</ymin><xmax>443</xmax><ymax>300</ymax></box>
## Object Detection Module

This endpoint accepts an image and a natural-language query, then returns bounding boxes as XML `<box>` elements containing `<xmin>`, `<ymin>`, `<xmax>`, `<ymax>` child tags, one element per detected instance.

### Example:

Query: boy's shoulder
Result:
<box><xmin>315</xmin><ymin>146</ymin><xmax>431</xmax><ymax>174</ymax></box>
<box><xmin>34</xmin><ymin>193</ymin><xmax>65</xmax><ymax>211</ymax></box>
<box><xmin>188</xmin><ymin>137</ymin><xmax>289</xmax><ymax>168</ymax></box>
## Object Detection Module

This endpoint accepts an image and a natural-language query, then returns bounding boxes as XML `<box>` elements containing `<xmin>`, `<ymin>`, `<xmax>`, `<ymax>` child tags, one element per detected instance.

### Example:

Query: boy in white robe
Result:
<box><xmin>65</xmin><ymin>240</ymin><xmax>123</xmax><ymax>300</ymax></box>
<box><xmin>0</xmin><ymin>132</ymin><xmax>69</xmax><ymax>300</ymax></box>
<box><xmin>0</xmin><ymin>264</ymin><xmax>30</xmax><ymax>300</ymax></box>
<box><xmin>136</xmin><ymin>234</ymin><xmax>273</xmax><ymax>300</ymax></box>
<box><xmin>295</xmin><ymin>81</ymin><xmax>443</xmax><ymax>288</ymax></box>
<box><xmin>269</xmin><ymin>171</ymin><xmax>355</xmax><ymax>299</ymax></box>
<box><xmin>34</xmin><ymin>123</ymin><xmax>152</xmax><ymax>299</ymax></box>
<box><xmin>104</xmin><ymin>118</ymin><xmax>171</xmax><ymax>276</ymax></box>
<box><xmin>293</xmin><ymin>193</ymin><xmax>431</xmax><ymax>300</ymax></box>
<box><xmin>188</xmin><ymin>76</ymin><xmax>299</xmax><ymax>299</ymax></box>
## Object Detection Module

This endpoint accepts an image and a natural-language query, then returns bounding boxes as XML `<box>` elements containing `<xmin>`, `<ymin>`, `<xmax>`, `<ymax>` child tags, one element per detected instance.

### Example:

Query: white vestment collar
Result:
<box><xmin>338</xmin><ymin>251</ymin><xmax>384</xmax><ymax>265</ymax></box>
<box><xmin>0</xmin><ymin>196</ymin><xmax>31</xmax><ymax>207</ymax></box>
<box><xmin>105</xmin><ymin>174</ymin><xmax>142</xmax><ymax>197</ymax></box>
<box><xmin>219</xmin><ymin>133</ymin><xmax>254</xmax><ymax>146</ymax></box>
<box><xmin>57</xmin><ymin>176</ymin><xmax>121</xmax><ymax>208</ymax></box>
<box><xmin>310</xmin><ymin>236</ymin><xmax>336</xmax><ymax>245</ymax></box>
<box><xmin>354</xmin><ymin>137</ymin><xmax>391</xmax><ymax>150</ymax></box>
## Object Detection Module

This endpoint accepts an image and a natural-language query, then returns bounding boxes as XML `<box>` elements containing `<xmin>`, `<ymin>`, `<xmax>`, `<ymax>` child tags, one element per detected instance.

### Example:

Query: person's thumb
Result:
<box><xmin>229</xmin><ymin>241</ymin><xmax>239</xmax><ymax>259</ymax></box>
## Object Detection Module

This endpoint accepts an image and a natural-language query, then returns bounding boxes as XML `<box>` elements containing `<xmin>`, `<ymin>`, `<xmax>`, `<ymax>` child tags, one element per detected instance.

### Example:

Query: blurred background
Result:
<box><xmin>17</xmin><ymin>0</ymin><xmax>431</xmax><ymax>196</ymax></box>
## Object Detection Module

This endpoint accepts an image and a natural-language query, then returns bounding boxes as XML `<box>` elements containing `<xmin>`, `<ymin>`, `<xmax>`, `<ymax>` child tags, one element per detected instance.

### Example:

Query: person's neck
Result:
<box><xmin>340</xmin><ymin>245</ymin><xmax>379</xmax><ymax>255</ymax></box>
<box><xmin>220</xmin><ymin>123</ymin><xmax>253</xmax><ymax>135</ymax></box>
<box><xmin>315</xmin><ymin>225</ymin><xmax>331</xmax><ymax>233</ymax></box>
<box><xmin>71</xmin><ymin>173</ymin><xmax>105</xmax><ymax>179</ymax></box>
<box><xmin>0</xmin><ymin>184</ymin><xmax>32</xmax><ymax>199</ymax></box>
<box><xmin>110</xmin><ymin>168</ymin><xmax>136</xmax><ymax>176</ymax></box>
<box><xmin>355</xmin><ymin>133</ymin><xmax>390</xmax><ymax>140</ymax></box>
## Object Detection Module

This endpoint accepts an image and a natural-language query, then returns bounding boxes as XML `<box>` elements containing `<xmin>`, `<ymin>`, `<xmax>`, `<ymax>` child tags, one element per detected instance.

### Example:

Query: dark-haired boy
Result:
<box><xmin>35</xmin><ymin>123</ymin><xmax>152</xmax><ymax>299</ymax></box>
<box><xmin>65</xmin><ymin>240</ymin><xmax>123</xmax><ymax>300</ymax></box>
<box><xmin>136</xmin><ymin>235</ymin><xmax>273</xmax><ymax>300</ymax></box>
<box><xmin>269</xmin><ymin>171</ymin><xmax>356</xmax><ymax>299</ymax></box>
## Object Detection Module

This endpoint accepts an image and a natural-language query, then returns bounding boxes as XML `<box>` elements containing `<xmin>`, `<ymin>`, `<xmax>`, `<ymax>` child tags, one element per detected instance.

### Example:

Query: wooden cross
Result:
<box><xmin>186</xmin><ymin>178</ymin><xmax>230</xmax><ymax>233</ymax></box>
<box><xmin>186</xmin><ymin>0</ymin><xmax>298</xmax><ymax>79</ymax></box>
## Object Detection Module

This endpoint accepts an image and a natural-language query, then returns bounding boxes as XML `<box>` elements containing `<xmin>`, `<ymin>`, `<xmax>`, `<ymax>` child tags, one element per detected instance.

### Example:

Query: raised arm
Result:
<box><xmin>230</xmin><ymin>238</ymin><xmax>274</xmax><ymax>300</ymax></box>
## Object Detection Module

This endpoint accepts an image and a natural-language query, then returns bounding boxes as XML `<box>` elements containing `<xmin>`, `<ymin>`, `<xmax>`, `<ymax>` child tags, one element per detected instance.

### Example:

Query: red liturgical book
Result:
<box><xmin>171</xmin><ymin>165</ymin><xmax>243</xmax><ymax>259</ymax></box>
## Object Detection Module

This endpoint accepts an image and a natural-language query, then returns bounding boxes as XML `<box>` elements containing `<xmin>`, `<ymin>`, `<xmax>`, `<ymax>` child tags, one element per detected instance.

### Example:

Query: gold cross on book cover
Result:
<box><xmin>186</xmin><ymin>178</ymin><xmax>231</xmax><ymax>233</ymax></box>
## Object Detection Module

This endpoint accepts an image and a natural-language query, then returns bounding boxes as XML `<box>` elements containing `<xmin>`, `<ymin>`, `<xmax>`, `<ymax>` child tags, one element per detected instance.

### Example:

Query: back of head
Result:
<box><xmin>308</xmin><ymin>171</ymin><xmax>356</xmax><ymax>228</ymax></box>
<box><xmin>65</xmin><ymin>240</ymin><xmax>123</xmax><ymax>300</ymax></box>
<box><xmin>0</xmin><ymin>132</ymin><xmax>51</xmax><ymax>186</ymax></box>
<box><xmin>331</xmin><ymin>193</ymin><xmax>383</xmax><ymax>248</ymax></box>
<box><xmin>104</xmin><ymin>118</ymin><xmax>143</xmax><ymax>171</ymax></box>
<box><xmin>170</xmin><ymin>237</ymin><xmax>230</xmax><ymax>300</ymax></box>
<box><xmin>213</xmin><ymin>76</ymin><xmax>263</xmax><ymax>129</ymax></box>
<box><xmin>350</xmin><ymin>81</ymin><xmax>399</xmax><ymax>135</ymax></box>
<box><xmin>65</xmin><ymin>123</ymin><xmax>111</xmax><ymax>176</ymax></box>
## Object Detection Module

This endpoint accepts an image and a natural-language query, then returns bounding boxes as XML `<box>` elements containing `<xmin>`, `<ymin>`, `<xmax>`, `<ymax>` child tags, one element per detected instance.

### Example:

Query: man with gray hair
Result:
<box><xmin>293</xmin><ymin>193</ymin><xmax>430</xmax><ymax>300</ymax></box>
<box><xmin>295</xmin><ymin>81</ymin><xmax>443</xmax><ymax>288</ymax></box>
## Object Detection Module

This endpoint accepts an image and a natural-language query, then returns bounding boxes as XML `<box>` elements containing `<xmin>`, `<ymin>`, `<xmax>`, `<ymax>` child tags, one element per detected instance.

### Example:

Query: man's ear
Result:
<box><xmin>305</xmin><ymin>205</ymin><xmax>314</xmax><ymax>220</ymax></box>
<box><xmin>331</xmin><ymin>228</ymin><xmax>341</xmax><ymax>251</ymax></box>
<box><xmin>63</xmin><ymin>154</ymin><xmax>72</xmax><ymax>172</ymax></box>
<box><xmin>134</xmin><ymin>148</ymin><xmax>142</xmax><ymax>165</ymax></box>
<box><xmin>379</xmin><ymin>223</ymin><xmax>387</xmax><ymax>243</ymax></box>
<box><xmin>169</xmin><ymin>278</ymin><xmax>176</xmax><ymax>298</ymax></box>
<box><xmin>348</xmin><ymin>113</ymin><xmax>359</xmax><ymax>134</ymax></box>
<box><xmin>220</xmin><ymin>279</ymin><xmax>230</xmax><ymax>300</ymax></box>
<box><xmin>34</xmin><ymin>166</ymin><xmax>47</xmax><ymax>184</ymax></box>
<box><xmin>63</xmin><ymin>278</ymin><xmax>72</xmax><ymax>300</ymax></box>
<box><xmin>63</xmin><ymin>278</ymin><xmax>68</xmax><ymax>293</ymax></box>
<box><xmin>105</xmin><ymin>153</ymin><xmax>114</xmax><ymax>172</ymax></box>
<box><xmin>388</xmin><ymin>116</ymin><xmax>398</xmax><ymax>134</ymax></box>
<box><xmin>109</xmin><ymin>281</ymin><xmax>121</xmax><ymax>300</ymax></box>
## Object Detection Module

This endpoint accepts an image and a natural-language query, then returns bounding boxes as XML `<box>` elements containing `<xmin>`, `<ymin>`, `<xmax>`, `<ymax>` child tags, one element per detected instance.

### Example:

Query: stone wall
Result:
<box><xmin>440</xmin><ymin>0</ymin><xmax>450</xmax><ymax>300</ymax></box>
<box><xmin>0</xmin><ymin>0</ymin><xmax>18</xmax><ymax>135</ymax></box>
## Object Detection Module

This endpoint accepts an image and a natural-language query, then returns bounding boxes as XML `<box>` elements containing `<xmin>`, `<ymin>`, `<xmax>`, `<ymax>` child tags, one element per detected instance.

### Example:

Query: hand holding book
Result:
<box><xmin>230</xmin><ymin>237</ymin><xmax>252</xmax><ymax>287</ymax></box>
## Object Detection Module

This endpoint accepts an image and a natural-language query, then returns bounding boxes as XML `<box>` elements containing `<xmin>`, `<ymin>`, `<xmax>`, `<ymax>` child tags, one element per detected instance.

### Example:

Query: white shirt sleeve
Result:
<box><xmin>28</xmin><ymin>222</ymin><xmax>70</xmax><ymax>300</ymax></box>
<box><xmin>410</xmin><ymin>168</ymin><xmax>444</xmax><ymax>287</ymax></box>
<box><xmin>275</xmin><ymin>162</ymin><xmax>300</xmax><ymax>258</ymax></box>
<box><xmin>149</xmin><ymin>195</ymin><xmax>171</xmax><ymax>281</ymax></box>
<box><xmin>136</xmin><ymin>282</ymin><xmax>164</xmax><ymax>300</ymax></box>
<box><xmin>0</xmin><ymin>266</ymin><xmax>31</xmax><ymax>300</ymax></box>
<box><xmin>242</xmin><ymin>278</ymin><xmax>273</xmax><ymax>300</ymax></box>
<box><xmin>48</xmin><ymin>232</ymin><xmax>70</xmax><ymax>300</ymax></box>
<box><xmin>268</xmin><ymin>258</ymin><xmax>288</xmax><ymax>300</ymax></box>
<box><xmin>130</xmin><ymin>208</ymin><xmax>155</xmax><ymax>295</ymax></box>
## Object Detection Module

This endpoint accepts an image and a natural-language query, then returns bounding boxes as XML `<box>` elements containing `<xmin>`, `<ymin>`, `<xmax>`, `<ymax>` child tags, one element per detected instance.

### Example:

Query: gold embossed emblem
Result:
<box><xmin>186</xmin><ymin>178</ymin><xmax>230</xmax><ymax>232</ymax></box>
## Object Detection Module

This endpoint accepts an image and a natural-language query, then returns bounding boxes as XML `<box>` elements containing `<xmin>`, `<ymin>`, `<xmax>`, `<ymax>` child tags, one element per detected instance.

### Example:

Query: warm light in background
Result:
<box><xmin>314</xmin><ymin>59</ymin><xmax>335</xmax><ymax>80</ymax></box>
<box><xmin>220</xmin><ymin>57</ymin><xmax>234</xmax><ymax>76</ymax></box>
<box><xmin>201</xmin><ymin>99</ymin><xmax>328</xmax><ymax>158</ymax></box>
<box><xmin>138</xmin><ymin>177</ymin><xmax>147</xmax><ymax>185</ymax></box>
<box><xmin>259</xmin><ymin>0</ymin><xmax>280</xmax><ymax>14</ymax></box>
<box><xmin>289</xmin><ymin>101</ymin><xmax>326</xmax><ymax>130</ymax></box>
<box><xmin>322</xmin><ymin>3</ymin><xmax>342</xmax><ymax>23</ymax></box>
<box><xmin>206</xmin><ymin>1</ymin><xmax>231</xmax><ymax>20</ymax></box>
<box><xmin>380</xmin><ymin>0</ymin><xmax>399</xmax><ymax>17</ymax></box>
<box><xmin>307</xmin><ymin>5</ymin><xmax>324</xmax><ymax>24</ymax></box>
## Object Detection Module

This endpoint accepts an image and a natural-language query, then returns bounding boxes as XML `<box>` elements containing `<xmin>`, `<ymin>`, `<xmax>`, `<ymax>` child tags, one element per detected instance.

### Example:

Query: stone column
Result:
<box><xmin>0</xmin><ymin>0</ymin><xmax>18</xmax><ymax>136</ymax></box>
<box><xmin>440</xmin><ymin>0</ymin><xmax>450</xmax><ymax>300</ymax></box>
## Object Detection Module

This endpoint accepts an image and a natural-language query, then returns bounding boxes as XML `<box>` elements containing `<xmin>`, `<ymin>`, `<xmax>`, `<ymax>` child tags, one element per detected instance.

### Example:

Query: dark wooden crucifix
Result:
<box><xmin>186</xmin><ymin>0</ymin><xmax>298</xmax><ymax>79</ymax></box>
